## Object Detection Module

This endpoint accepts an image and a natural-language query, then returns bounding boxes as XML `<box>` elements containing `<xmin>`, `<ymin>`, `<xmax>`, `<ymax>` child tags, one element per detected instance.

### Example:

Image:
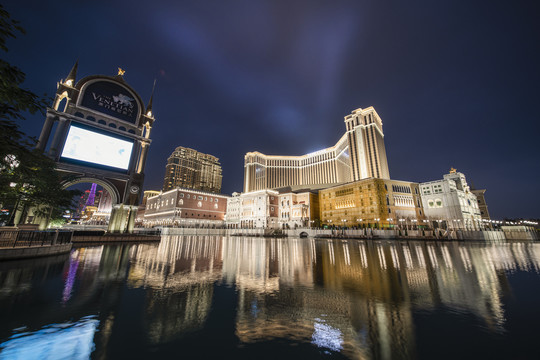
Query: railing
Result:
<box><xmin>133</xmin><ymin>228</ymin><xmax>162</xmax><ymax>236</ymax></box>
<box><xmin>0</xmin><ymin>230</ymin><xmax>73</xmax><ymax>248</ymax></box>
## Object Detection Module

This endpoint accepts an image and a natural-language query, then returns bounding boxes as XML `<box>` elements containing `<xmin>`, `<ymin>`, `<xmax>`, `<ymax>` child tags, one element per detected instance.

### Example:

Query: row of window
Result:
<box><xmin>73</xmin><ymin>112</ymin><xmax>137</xmax><ymax>133</ymax></box>
<box><xmin>178</xmin><ymin>193</ymin><xmax>219</xmax><ymax>202</ymax></box>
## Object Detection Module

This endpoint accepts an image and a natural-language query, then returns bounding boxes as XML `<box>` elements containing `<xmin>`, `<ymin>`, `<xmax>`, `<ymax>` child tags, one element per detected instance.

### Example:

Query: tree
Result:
<box><xmin>0</xmin><ymin>5</ymin><xmax>79</xmax><ymax>227</ymax></box>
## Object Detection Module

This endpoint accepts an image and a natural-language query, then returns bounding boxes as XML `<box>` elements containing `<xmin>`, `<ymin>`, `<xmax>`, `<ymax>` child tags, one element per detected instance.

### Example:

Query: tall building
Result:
<box><xmin>244</xmin><ymin>135</ymin><xmax>351</xmax><ymax>193</ymax></box>
<box><xmin>243</xmin><ymin>106</ymin><xmax>390</xmax><ymax>192</ymax></box>
<box><xmin>163</xmin><ymin>146</ymin><xmax>223</xmax><ymax>193</ymax></box>
<box><xmin>345</xmin><ymin>107</ymin><xmax>390</xmax><ymax>180</ymax></box>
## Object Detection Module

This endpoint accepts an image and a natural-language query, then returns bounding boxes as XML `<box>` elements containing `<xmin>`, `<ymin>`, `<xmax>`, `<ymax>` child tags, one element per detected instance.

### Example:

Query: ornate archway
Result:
<box><xmin>36</xmin><ymin>64</ymin><xmax>156</xmax><ymax>233</ymax></box>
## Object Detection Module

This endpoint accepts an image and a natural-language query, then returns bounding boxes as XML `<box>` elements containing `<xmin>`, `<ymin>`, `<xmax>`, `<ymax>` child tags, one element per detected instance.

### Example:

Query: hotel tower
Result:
<box><xmin>163</xmin><ymin>146</ymin><xmax>223</xmax><ymax>193</ymax></box>
<box><xmin>244</xmin><ymin>107</ymin><xmax>390</xmax><ymax>192</ymax></box>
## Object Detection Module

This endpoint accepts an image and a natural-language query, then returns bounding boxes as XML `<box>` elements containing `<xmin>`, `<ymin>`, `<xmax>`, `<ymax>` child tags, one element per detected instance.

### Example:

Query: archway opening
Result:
<box><xmin>62</xmin><ymin>183</ymin><xmax>112</xmax><ymax>227</ymax></box>
<box><xmin>60</xmin><ymin>178</ymin><xmax>119</xmax><ymax>229</ymax></box>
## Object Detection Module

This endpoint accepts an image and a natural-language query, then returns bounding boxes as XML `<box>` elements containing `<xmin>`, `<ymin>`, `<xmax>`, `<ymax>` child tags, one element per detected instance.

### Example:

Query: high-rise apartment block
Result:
<box><xmin>163</xmin><ymin>146</ymin><xmax>223</xmax><ymax>193</ymax></box>
<box><xmin>243</xmin><ymin>107</ymin><xmax>390</xmax><ymax>193</ymax></box>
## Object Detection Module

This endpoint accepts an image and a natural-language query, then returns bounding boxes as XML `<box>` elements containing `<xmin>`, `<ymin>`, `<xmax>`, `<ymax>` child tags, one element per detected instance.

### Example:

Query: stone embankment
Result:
<box><xmin>157</xmin><ymin>226</ymin><xmax>538</xmax><ymax>241</ymax></box>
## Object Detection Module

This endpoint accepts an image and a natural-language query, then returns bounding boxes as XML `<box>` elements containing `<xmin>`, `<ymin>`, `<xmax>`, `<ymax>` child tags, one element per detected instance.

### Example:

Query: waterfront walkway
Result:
<box><xmin>0</xmin><ymin>228</ymin><xmax>73</xmax><ymax>260</ymax></box>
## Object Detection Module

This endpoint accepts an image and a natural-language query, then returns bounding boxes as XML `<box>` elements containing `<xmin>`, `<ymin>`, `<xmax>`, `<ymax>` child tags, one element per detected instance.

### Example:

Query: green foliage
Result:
<box><xmin>0</xmin><ymin>5</ymin><xmax>78</xmax><ymax>225</ymax></box>
<box><xmin>0</xmin><ymin>5</ymin><xmax>49</xmax><ymax>170</ymax></box>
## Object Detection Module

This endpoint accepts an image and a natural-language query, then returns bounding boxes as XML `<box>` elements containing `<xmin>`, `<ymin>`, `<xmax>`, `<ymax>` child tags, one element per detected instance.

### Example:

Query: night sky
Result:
<box><xmin>3</xmin><ymin>1</ymin><xmax>539</xmax><ymax>219</ymax></box>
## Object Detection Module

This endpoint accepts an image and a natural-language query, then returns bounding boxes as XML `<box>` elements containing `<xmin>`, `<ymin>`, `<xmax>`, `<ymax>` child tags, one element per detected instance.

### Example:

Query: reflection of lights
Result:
<box><xmin>62</xmin><ymin>250</ymin><xmax>80</xmax><ymax>304</ymax></box>
<box><xmin>312</xmin><ymin>318</ymin><xmax>343</xmax><ymax>352</ymax></box>
<box><xmin>0</xmin><ymin>316</ymin><xmax>99</xmax><ymax>360</ymax></box>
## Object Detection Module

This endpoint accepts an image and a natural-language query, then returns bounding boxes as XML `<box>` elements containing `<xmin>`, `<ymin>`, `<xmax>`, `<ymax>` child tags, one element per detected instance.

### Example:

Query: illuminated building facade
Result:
<box><xmin>278</xmin><ymin>191</ymin><xmax>320</xmax><ymax>229</ymax></box>
<box><xmin>472</xmin><ymin>189</ymin><xmax>490</xmax><ymax>220</ymax></box>
<box><xmin>319</xmin><ymin>178</ymin><xmax>424</xmax><ymax>228</ymax></box>
<box><xmin>225</xmin><ymin>190</ymin><xmax>279</xmax><ymax>229</ymax></box>
<box><xmin>135</xmin><ymin>190</ymin><xmax>160</xmax><ymax>225</ymax></box>
<box><xmin>163</xmin><ymin>146</ymin><xmax>222</xmax><ymax>193</ymax></box>
<box><xmin>420</xmin><ymin>169</ymin><xmax>483</xmax><ymax>229</ymax></box>
<box><xmin>143</xmin><ymin>188</ymin><xmax>229</xmax><ymax>227</ymax></box>
<box><xmin>243</xmin><ymin>107</ymin><xmax>390</xmax><ymax>192</ymax></box>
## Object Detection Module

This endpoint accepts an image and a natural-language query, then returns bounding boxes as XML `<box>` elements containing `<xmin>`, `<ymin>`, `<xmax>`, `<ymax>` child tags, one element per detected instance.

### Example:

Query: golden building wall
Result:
<box><xmin>319</xmin><ymin>179</ymin><xmax>425</xmax><ymax>227</ymax></box>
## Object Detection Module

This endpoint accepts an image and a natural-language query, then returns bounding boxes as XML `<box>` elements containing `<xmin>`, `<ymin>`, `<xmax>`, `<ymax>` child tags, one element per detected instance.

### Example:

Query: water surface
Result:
<box><xmin>1</xmin><ymin>236</ymin><xmax>539</xmax><ymax>359</ymax></box>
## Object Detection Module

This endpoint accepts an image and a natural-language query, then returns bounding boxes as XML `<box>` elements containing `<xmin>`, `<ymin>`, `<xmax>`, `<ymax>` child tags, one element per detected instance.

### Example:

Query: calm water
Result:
<box><xmin>1</xmin><ymin>237</ymin><xmax>540</xmax><ymax>359</ymax></box>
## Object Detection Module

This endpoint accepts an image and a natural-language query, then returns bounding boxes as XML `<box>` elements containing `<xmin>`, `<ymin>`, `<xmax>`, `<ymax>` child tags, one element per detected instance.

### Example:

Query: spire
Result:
<box><xmin>146</xmin><ymin>79</ymin><xmax>156</xmax><ymax>117</ymax></box>
<box><xmin>65</xmin><ymin>60</ymin><xmax>78</xmax><ymax>86</ymax></box>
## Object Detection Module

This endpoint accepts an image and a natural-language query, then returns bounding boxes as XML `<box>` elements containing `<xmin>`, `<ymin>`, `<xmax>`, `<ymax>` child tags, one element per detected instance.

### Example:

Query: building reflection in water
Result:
<box><xmin>111</xmin><ymin>236</ymin><xmax>539</xmax><ymax>359</ymax></box>
<box><xmin>126</xmin><ymin>236</ymin><xmax>223</xmax><ymax>345</ymax></box>
<box><xmin>1</xmin><ymin>238</ymin><xmax>540</xmax><ymax>359</ymax></box>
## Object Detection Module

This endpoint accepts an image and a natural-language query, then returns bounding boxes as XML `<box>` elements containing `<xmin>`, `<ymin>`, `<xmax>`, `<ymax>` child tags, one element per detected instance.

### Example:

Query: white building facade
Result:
<box><xmin>278</xmin><ymin>191</ymin><xmax>319</xmax><ymax>229</ymax></box>
<box><xmin>225</xmin><ymin>190</ymin><xmax>279</xmax><ymax>229</ymax></box>
<box><xmin>420</xmin><ymin>170</ymin><xmax>483</xmax><ymax>230</ymax></box>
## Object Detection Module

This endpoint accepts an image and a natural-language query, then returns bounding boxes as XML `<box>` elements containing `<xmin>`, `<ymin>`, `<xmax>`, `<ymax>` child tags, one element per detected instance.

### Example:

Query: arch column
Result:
<box><xmin>137</xmin><ymin>142</ymin><xmax>150</xmax><ymax>174</ymax></box>
<box><xmin>37</xmin><ymin>114</ymin><xmax>56</xmax><ymax>151</ymax></box>
<box><xmin>48</xmin><ymin>117</ymin><xmax>70</xmax><ymax>158</ymax></box>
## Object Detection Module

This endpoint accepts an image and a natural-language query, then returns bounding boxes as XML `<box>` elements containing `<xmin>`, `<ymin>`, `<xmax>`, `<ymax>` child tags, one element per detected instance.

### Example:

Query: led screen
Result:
<box><xmin>61</xmin><ymin>125</ymin><xmax>134</xmax><ymax>170</ymax></box>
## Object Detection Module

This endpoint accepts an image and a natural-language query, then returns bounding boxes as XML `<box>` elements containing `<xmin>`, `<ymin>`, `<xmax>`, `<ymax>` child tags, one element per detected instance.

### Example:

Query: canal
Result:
<box><xmin>1</xmin><ymin>236</ymin><xmax>539</xmax><ymax>359</ymax></box>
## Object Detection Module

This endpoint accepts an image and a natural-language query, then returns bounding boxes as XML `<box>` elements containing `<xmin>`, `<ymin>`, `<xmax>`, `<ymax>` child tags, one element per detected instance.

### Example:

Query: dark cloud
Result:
<box><xmin>4</xmin><ymin>0</ymin><xmax>540</xmax><ymax>218</ymax></box>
